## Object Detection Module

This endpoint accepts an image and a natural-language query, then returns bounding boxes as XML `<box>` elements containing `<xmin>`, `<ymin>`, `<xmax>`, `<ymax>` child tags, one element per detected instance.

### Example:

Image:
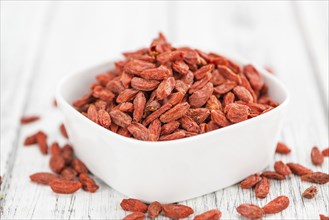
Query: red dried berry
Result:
<box><xmin>50</xmin><ymin>142</ymin><xmax>61</xmax><ymax>156</ymax></box>
<box><xmin>255</xmin><ymin>177</ymin><xmax>270</xmax><ymax>199</ymax></box>
<box><xmin>322</xmin><ymin>148</ymin><xmax>329</xmax><ymax>156</ymax></box>
<box><xmin>79</xmin><ymin>173</ymin><xmax>99</xmax><ymax>193</ymax></box>
<box><xmin>240</xmin><ymin>174</ymin><xmax>260</xmax><ymax>189</ymax></box>
<box><xmin>72</xmin><ymin>158</ymin><xmax>88</xmax><ymax>174</ymax></box>
<box><xmin>36</xmin><ymin>131</ymin><xmax>48</xmax><ymax>155</ymax></box>
<box><xmin>274</xmin><ymin>161</ymin><xmax>292</xmax><ymax>176</ymax></box>
<box><xmin>301</xmin><ymin>172</ymin><xmax>329</xmax><ymax>184</ymax></box>
<box><xmin>59</xmin><ymin>123</ymin><xmax>69</xmax><ymax>139</ymax></box>
<box><xmin>30</xmin><ymin>172</ymin><xmax>58</xmax><ymax>185</ymax></box>
<box><xmin>49</xmin><ymin>155</ymin><xmax>65</xmax><ymax>174</ymax></box>
<box><xmin>49</xmin><ymin>179</ymin><xmax>82</xmax><ymax>194</ymax></box>
<box><xmin>147</xmin><ymin>201</ymin><xmax>162</xmax><ymax>219</ymax></box>
<box><xmin>60</xmin><ymin>168</ymin><xmax>78</xmax><ymax>181</ymax></box>
<box><xmin>123</xmin><ymin>212</ymin><xmax>145</xmax><ymax>220</ymax></box>
<box><xmin>302</xmin><ymin>186</ymin><xmax>318</xmax><ymax>199</ymax></box>
<box><xmin>275</xmin><ymin>142</ymin><xmax>291</xmax><ymax>154</ymax></box>
<box><xmin>162</xmin><ymin>204</ymin><xmax>194</xmax><ymax>219</ymax></box>
<box><xmin>20</xmin><ymin>115</ymin><xmax>40</xmax><ymax>124</ymax></box>
<box><xmin>262</xmin><ymin>195</ymin><xmax>289</xmax><ymax>214</ymax></box>
<box><xmin>236</xmin><ymin>204</ymin><xmax>264</xmax><ymax>219</ymax></box>
<box><xmin>194</xmin><ymin>209</ymin><xmax>222</xmax><ymax>220</ymax></box>
<box><xmin>320</xmin><ymin>214</ymin><xmax>329</xmax><ymax>220</ymax></box>
<box><xmin>120</xmin><ymin>198</ymin><xmax>148</xmax><ymax>213</ymax></box>
<box><xmin>261</xmin><ymin>171</ymin><xmax>285</xmax><ymax>180</ymax></box>
<box><xmin>287</xmin><ymin>163</ymin><xmax>313</xmax><ymax>176</ymax></box>
<box><xmin>311</xmin><ymin>146</ymin><xmax>324</xmax><ymax>165</ymax></box>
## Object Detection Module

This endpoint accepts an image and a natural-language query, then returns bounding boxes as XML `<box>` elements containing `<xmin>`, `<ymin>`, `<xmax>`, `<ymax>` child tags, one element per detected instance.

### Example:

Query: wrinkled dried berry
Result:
<box><xmin>162</xmin><ymin>204</ymin><xmax>194</xmax><ymax>219</ymax></box>
<box><xmin>262</xmin><ymin>196</ymin><xmax>289</xmax><ymax>214</ymax></box>
<box><xmin>302</xmin><ymin>186</ymin><xmax>318</xmax><ymax>199</ymax></box>
<box><xmin>120</xmin><ymin>198</ymin><xmax>148</xmax><ymax>213</ymax></box>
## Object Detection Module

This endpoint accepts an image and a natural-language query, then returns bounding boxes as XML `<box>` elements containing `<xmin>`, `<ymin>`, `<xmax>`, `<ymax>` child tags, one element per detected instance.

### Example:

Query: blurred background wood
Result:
<box><xmin>1</xmin><ymin>1</ymin><xmax>328</xmax><ymax>219</ymax></box>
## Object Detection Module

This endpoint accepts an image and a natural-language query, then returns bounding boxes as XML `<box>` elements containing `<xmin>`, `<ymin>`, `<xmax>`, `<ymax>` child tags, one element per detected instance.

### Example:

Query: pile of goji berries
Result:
<box><xmin>235</xmin><ymin>142</ymin><xmax>329</xmax><ymax>219</ymax></box>
<box><xmin>23</xmin><ymin>114</ymin><xmax>99</xmax><ymax>194</ymax></box>
<box><xmin>73</xmin><ymin>33</ymin><xmax>278</xmax><ymax>141</ymax></box>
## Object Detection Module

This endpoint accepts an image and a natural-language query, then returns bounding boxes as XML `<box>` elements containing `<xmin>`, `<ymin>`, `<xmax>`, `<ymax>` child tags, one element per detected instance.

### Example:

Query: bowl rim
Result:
<box><xmin>56</xmin><ymin>54</ymin><xmax>290</xmax><ymax>147</ymax></box>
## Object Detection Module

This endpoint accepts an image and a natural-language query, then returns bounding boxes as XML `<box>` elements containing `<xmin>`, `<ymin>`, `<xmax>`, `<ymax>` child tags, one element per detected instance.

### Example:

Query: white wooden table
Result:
<box><xmin>1</xmin><ymin>1</ymin><xmax>328</xmax><ymax>219</ymax></box>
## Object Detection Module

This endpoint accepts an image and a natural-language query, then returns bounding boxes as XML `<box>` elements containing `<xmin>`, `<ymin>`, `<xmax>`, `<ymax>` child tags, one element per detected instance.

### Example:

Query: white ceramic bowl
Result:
<box><xmin>56</xmin><ymin>55</ymin><xmax>289</xmax><ymax>203</ymax></box>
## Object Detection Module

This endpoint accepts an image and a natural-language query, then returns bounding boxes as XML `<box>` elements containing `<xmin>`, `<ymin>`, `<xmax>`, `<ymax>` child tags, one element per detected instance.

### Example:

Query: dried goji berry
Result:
<box><xmin>243</xmin><ymin>64</ymin><xmax>264</xmax><ymax>91</ymax></box>
<box><xmin>131</xmin><ymin>77</ymin><xmax>160</xmax><ymax>91</ymax></box>
<box><xmin>180</xmin><ymin>116</ymin><xmax>200</xmax><ymax>133</ymax></box>
<box><xmin>302</xmin><ymin>185</ymin><xmax>318</xmax><ymax>199</ymax></box>
<box><xmin>240</xmin><ymin>174</ymin><xmax>260</xmax><ymax>189</ymax></box>
<box><xmin>225</xmin><ymin>103</ymin><xmax>250</xmax><ymax>123</ymax></box>
<box><xmin>61</xmin><ymin>144</ymin><xmax>74</xmax><ymax>165</ymax></box>
<box><xmin>255</xmin><ymin>177</ymin><xmax>270</xmax><ymax>199</ymax></box>
<box><xmin>159</xmin><ymin>102</ymin><xmax>190</xmax><ymax>123</ymax></box>
<box><xmin>133</xmin><ymin>92</ymin><xmax>146</xmax><ymax>122</ymax></box>
<box><xmin>322</xmin><ymin>147</ymin><xmax>329</xmax><ymax>156</ymax></box>
<box><xmin>59</xmin><ymin>123</ymin><xmax>68</xmax><ymax>138</ymax></box>
<box><xmin>261</xmin><ymin>171</ymin><xmax>285</xmax><ymax>180</ymax></box>
<box><xmin>24</xmin><ymin>133</ymin><xmax>38</xmax><ymax>146</ymax></box>
<box><xmin>275</xmin><ymin>142</ymin><xmax>291</xmax><ymax>154</ymax></box>
<box><xmin>36</xmin><ymin>131</ymin><xmax>48</xmax><ymax>155</ymax></box>
<box><xmin>148</xmin><ymin>119</ymin><xmax>161</xmax><ymax>141</ymax></box>
<box><xmin>123</xmin><ymin>212</ymin><xmax>145</xmax><ymax>220</ymax></box>
<box><xmin>236</xmin><ymin>204</ymin><xmax>264</xmax><ymax>219</ymax></box>
<box><xmin>311</xmin><ymin>146</ymin><xmax>324</xmax><ymax>165</ymax></box>
<box><xmin>287</xmin><ymin>163</ymin><xmax>312</xmax><ymax>176</ymax></box>
<box><xmin>262</xmin><ymin>195</ymin><xmax>289</xmax><ymax>214</ymax></box>
<box><xmin>159</xmin><ymin>130</ymin><xmax>186</xmax><ymax>141</ymax></box>
<box><xmin>161</xmin><ymin>121</ymin><xmax>180</xmax><ymax>135</ymax></box>
<box><xmin>301</xmin><ymin>172</ymin><xmax>329</xmax><ymax>184</ymax></box>
<box><xmin>60</xmin><ymin>168</ymin><xmax>78</xmax><ymax>181</ymax></box>
<box><xmin>30</xmin><ymin>172</ymin><xmax>58</xmax><ymax>185</ymax></box>
<box><xmin>110</xmin><ymin>109</ymin><xmax>132</xmax><ymax>128</ymax></box>
<box><xmin>120</xmin><ymin>198</ymin><xmax>148</xmax><ymax>213</ymax></box>
<box><xmin>274</xmin><ymin>161</ymin><xmax>292</xmax><ymax>176</ymax></box>
<box><xmin>127</xmin><ymin>122</ymin><xmax>149</xmax><ymax>141</ymax></box>
<box><xmin>140</xmin><ymin>66</ymin><xmax>171</xmax><ymax>80</ymax></box>
<box><xmin>147</xmin><ymin>201</ymin><xmax>162</xmax><ymax>219</ymax></box>
<box><xmin>21</xmin><ymin>115</ymin><xmax>40</xmax><ymax>124</ymax></box>
<box><xmin>49</xmin><ymin>179</ymin><xmax>82</xmax><ymax>194</ymax></box>
<box><xmin>187</xmin><ymin>108</ymin><xmax>210</xmax><ymax>124</ymax></box>
<box><xmin>50</xmin><ymin>142</ymin><xmax>61</xmax><ymax>156</ymax></box>
<box><xmin>79</xmin><ymin>173</ymin><xmax>99</xmax><ymax>193</ymax></box>
<box><xmin>72</xmin><ymin>158</ymin><xmax>88</xmax><ymax>174</ymax></box>
<box><xmin>98</xmin><ymin>109</ymin><xmax>111</xmax><ymax>128</ymax></box>
<box><xmin>189</xmin><ymin>83</ymin><xmax>213</xmax><ymax>108</ymax></box>
<box><xmin>49</xmin><ymin>155</ymin><xmax>65</xmax><ymax>174</ymax></box>
<box><xmin>162</xmin><ymin>204</ymin><xmax>194</xmax><ymax>219</ymax></box>
<box><xmin>193</xmin><ymin>209</ymin><xmax>222</xmax><ymax>220</ymax></box>
<box><xmin>320</xmin><ymin>214</ymin><xmax>329</xmax><ymax>220</ymax></box>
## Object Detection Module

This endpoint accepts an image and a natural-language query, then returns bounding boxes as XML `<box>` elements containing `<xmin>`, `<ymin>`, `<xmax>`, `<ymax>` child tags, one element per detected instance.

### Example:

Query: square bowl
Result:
<box><xmin>56</xmin><ymin>54</ymin><xmax>289</xmax><ymax>203</ymax></box>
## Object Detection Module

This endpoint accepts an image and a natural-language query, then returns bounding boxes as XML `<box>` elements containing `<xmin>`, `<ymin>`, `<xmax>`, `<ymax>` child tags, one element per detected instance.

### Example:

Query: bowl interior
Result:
<box><xmin>59</xmin><ymin>62</ymin><xmax>114</xmax><ymax>105</ymax></box>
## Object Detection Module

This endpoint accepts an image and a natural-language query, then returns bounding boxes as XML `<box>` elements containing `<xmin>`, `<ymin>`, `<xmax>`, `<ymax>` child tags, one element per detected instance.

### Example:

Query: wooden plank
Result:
<box><xmin>292</xmin><ymin>1</ymin><xmax>328</xmax><ymax>110</ymax></box>
<box><xmin>0</xmin><ymin>0</ymin><xmax>54</xmax><ymax>188</ymax></box>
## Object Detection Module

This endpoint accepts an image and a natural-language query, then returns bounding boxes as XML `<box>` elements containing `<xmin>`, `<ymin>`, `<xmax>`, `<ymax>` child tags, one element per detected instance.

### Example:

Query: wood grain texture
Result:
<box><xmin>1</xmin><ymin>1</ymin><xmax>328</xmax><ymax>219</ymax></box>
